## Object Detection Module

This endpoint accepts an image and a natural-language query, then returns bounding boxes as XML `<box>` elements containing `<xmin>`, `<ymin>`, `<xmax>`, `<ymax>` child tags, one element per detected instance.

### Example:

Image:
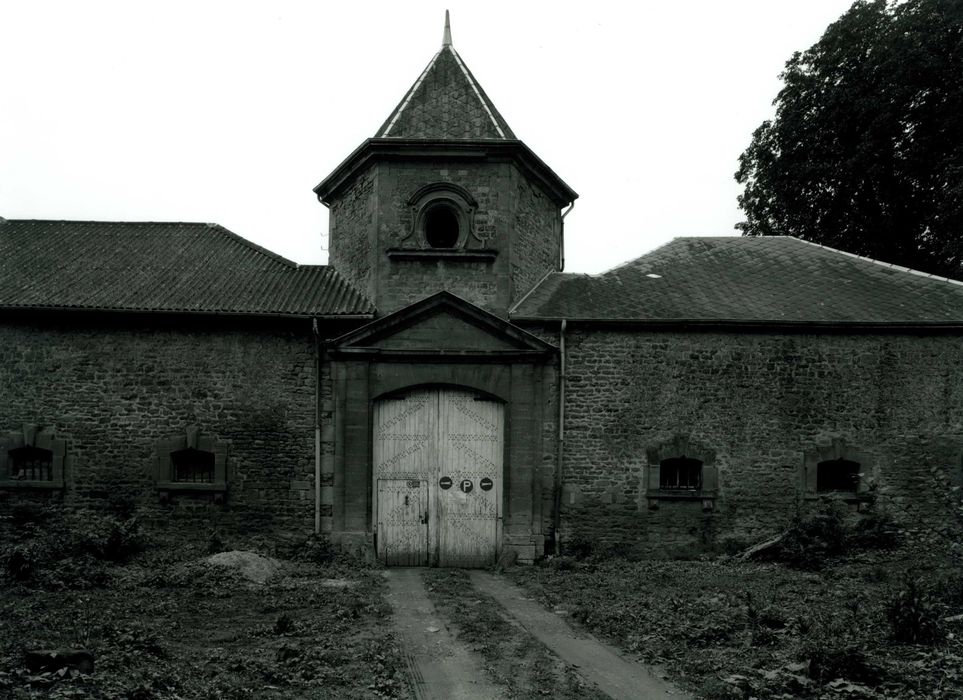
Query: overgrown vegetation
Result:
<box><xmin>512</xmin><ymin>540</ymin><xmax>963</xmax><ymax>699</ymax></box>
<box><xmin>0</xmin><ymin>510</ymin><xmax>410</xmax><ymax>699</ymax></box>
<box><xmin>2</xmin><ymin>503</ymin><xmax>146</xmax><ymax>590</ymax></box>
<box><xmin>423</xmin><ymin>569</ymin><xmax>606</xmax><ymax>700</ymax></box>
<box><xmin>772</xmin><ymin>502</ymin><xmax>902</xmax><ymax>570</ymax></box>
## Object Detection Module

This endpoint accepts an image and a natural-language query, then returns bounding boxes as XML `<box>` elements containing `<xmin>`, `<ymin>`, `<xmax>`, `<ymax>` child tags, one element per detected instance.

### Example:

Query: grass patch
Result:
<box><xmin>422</xmin><ymin>569</ymin><xmax>606</xmax><ymax>700</ymax></box>
<box><xmin>510</xmin><ymin>546</ymin><xmax>963</xmax><ymax>699</ymax></box>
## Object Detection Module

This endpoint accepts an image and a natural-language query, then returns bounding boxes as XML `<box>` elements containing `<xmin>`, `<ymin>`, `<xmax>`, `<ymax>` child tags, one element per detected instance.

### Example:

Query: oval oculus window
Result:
<box><xmin>424</xmin><ymin>205</ymin><xmax>460</xmax><ymax>248</ymax></box>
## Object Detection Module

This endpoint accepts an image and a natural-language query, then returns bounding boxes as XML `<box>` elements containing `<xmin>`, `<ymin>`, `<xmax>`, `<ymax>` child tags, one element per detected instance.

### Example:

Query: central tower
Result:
<box><xmin>314</xmin><ymin>13</ymin><xmax>577</xmax><ymax>316</ymax></box>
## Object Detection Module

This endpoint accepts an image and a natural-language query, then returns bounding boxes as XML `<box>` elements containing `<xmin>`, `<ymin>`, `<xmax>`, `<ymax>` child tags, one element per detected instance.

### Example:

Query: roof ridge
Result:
<box><xmin>599</xmin><ymin>237</ymin><xmax>681</xmax><ymax>275</ymax></box>
<box><xmin>509</xmin><ymin>269</ymin><xmax>557</xmax><ymax>315</ymax></box>
<box><xmin>379</xmin><ymin>50</ymin><xmax>442</xmax><ymax>137</ymax></box>
<box><xmin>205</xmin><ymin>223</ymin><xmax>297</xmax><ymax>268</ymax></box>
<box><xmin>1</xmin><ymin>218</ymin><xmax>300</xmax><ymax>269</ymax></box>
<box><xmin>3</xmin><ymin>218</ymin><xmax>216</xmax><ymax>226</ymax></box>
<box><xmin>448</xmin><ymin>47</ymin><xmax>507</xmax><ymax>138</ymax></box>
<box><xmin>788</xmin><ymin>236</ymin><xmax>963</xmax><ymax>288</ymax></box>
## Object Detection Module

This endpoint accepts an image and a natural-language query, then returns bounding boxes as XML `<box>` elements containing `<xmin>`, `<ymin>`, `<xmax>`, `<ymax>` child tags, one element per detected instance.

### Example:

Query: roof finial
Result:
<box><xmin>442</xmin><ymin>9</ymin><xmax>452</xmax><ymax>47</ymax></box>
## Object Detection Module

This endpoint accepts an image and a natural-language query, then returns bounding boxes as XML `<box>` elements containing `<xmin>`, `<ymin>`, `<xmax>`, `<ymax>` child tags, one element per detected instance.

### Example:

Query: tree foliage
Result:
<box><xmin>736</xmin><ymin>0</ymin><xmax>963</xmax><ymax>279</ymax></box>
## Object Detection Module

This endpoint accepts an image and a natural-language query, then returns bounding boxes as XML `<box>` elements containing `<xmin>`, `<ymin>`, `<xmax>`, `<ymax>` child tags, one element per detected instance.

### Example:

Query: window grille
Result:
<box><xmin>171</xmin><ymin>448</ymin><xmax>215</xmax><ymax>483</ymax></box>
<box><xmin>659</xmin><ymin>456</ymin><xmax>703</xmax><ymax>490</ymax></box>
<box><xmin>9</xmin><ymin>445</ymin><xmax>54</xmax><ymax>481</ymax></box>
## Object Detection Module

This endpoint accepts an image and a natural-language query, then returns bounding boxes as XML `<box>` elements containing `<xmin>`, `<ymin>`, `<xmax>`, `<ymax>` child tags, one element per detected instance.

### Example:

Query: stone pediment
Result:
<box><xmin>329</xmin><ymin>292</ymin><xmax>555</xmax><ymax>359</ymax></box>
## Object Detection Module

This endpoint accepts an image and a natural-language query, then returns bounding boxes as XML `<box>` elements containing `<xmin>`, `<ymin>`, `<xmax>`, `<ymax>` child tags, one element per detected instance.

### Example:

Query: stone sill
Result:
<box><xmin>0</xmin><ymin>479</ymin><xmax>65</xmax><ymax>490</ymax></box>
<box><xmin>804</xmin><ymin>491</ymin><xmax>872</xmax><ymax>502</ymax></box>
<box><xmin>386</xmin><ymin>248</ymin><xmax>498</xmax><ymax>262</ymax></box>
<box><xmin>647</xmin><ymin>490</ymin><xmax>717</xmax><ymax>511</ymax></box>
<box><xmin>157</xmin><ymin>481</ymin><xmax>228</xmax><ymax>493</ymax></box>
<box><xmin>157</xmin><ymin>481</ymin><xmax>229</xmax><ymax>504</ymax></box>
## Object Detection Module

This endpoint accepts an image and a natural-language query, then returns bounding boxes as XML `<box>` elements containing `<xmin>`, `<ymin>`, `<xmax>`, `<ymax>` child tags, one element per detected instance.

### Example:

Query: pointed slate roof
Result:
<box><xmin>511</xmin><ymin>237</ymin><xmax>963</xmax><ymax>325</ymax></box>
<box><xmin>376</xmin><ymin>15</ymin><xmax>516</xmax><ymax>140</ymax></box>
<box><xmin>0</xmin><ymin>219</ymin><xmax>373</xmax><ymax>318</ymax></box>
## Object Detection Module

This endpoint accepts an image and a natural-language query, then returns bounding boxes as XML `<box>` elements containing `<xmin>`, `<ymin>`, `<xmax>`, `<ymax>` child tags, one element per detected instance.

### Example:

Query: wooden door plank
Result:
<box><xmin>438</xmin><ymin>390</ymin><xmax>502</xmax><ymax>568</ymax></box>
<box><xmin>374</xmin><ymin>390</ymin><xmax>435</xmax><ymax>566</ymax></box>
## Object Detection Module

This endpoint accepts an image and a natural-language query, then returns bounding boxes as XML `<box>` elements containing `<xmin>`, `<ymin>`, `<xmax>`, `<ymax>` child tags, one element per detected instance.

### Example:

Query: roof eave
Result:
<box><xmin>313</xmin><ymin>138</ymin><xmax>577</xmax><ymax>208</ymax></box>
<box><xmin>509</xmin><ymin>316</ymin><xmax>963</xmax><ymax>332</ymax></box>
<box><xmin>0</xmin><ymin>304</ymin><xmax>375</xmax><ymax>321</ymax></box>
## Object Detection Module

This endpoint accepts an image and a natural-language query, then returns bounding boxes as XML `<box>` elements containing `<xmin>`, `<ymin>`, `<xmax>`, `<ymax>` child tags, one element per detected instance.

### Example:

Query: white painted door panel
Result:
<box><xmin>373</xmin><ymin>388</ymin><xmax>503</xmax><ymax>567</ymax></box>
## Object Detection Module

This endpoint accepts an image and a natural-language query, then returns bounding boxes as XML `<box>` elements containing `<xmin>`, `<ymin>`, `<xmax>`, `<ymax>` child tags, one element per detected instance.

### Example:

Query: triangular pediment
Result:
<box><xmin>330</xmin><ymin>292</ymin><xmax>554</xmax><ymax>357</ymax></box>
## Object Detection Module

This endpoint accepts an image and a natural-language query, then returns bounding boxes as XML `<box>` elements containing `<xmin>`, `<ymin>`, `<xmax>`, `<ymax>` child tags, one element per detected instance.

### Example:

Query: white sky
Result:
<box><xmin>0</xmin><ymin>0</ymin><xmax>855</xmax><ymax>274</ymax></box>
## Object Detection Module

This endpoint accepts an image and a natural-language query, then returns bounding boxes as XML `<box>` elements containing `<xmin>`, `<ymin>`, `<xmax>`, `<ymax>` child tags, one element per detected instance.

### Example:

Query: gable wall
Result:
<box><xmin>0</xmin><ymin>317</ymin><xmax>324</xmax><ymax>537</ymax></box>
<box><xmin>532</xmin><ymin>326</ymin><xmax>963</xmax><ymax>556</ymax></box>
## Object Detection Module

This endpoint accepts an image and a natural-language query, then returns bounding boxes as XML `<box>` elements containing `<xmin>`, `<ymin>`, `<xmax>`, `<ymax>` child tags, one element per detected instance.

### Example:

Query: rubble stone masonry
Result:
<box><xmin>543</xmin><ymin>326</ymin><xmax>963</xmax><ymax>555</ymax></box>
<box><xmin>0</xmin><ymin>316</ymin><xmax>319</xmax><ymax>536</ymax></box>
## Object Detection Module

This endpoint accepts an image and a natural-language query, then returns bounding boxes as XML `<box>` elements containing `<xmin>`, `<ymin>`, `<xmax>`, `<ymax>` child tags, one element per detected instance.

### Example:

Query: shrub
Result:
<box><xmin>274</xmin><ymin>613</ymin><xmax>295</xmax><ymax>635</ymax></box>
<box><xmin>777</xmin><ymin>502</ymin><xmax>848</xmax><ymax>569</ymax></box>
<box><xmin>560</xmin><ymin>535</ymin><xmax>593</xmax><ymax>560</ymax></box>
<box><xmin>283</xmin><ymin>533</ymin><xmax>337</xmax><ymax>564</ymax></box>
<box><xmin>70</xmin><ymin>511</ymin><xmax>146</xmax><ymax>563</ymax></box>
<box><xmin>5</xmin><ymin>544</ymin><xmax>34</xmax><ymax>581</ymax></box>
<box><xmin>1</xmin><ymin>508</ymin><xmax>146</xmax><ymax>589</ymax></box>
<box><xmin>797</xmin><ymin>612</ymin><xmax>882</xmax><ymax>684</ymax></box>
<box><xmin>207</xmin><ymin>530</ymin><xmax>227</xmax><ymax>555</ymax></box>
<box><xmin>887</xmin><ymin>577</ymin><xmax>946</xmax><ymax>644</ymax></box>
<box><xmin>850</xmin><ymin>509</ymin><xmax>901</xmax><ymax>550</ymax></box>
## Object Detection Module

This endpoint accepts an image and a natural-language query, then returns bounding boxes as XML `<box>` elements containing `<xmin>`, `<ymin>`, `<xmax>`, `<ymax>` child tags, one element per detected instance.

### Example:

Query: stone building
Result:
<box><xmin>3</xmin><ymin>19</ymin><xmax>963</xmax><ymax>565</ymax></box>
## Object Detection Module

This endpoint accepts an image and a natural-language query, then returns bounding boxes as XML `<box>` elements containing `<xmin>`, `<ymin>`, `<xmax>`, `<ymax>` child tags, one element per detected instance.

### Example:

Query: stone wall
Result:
<box><xmin>328</xmin><ymin>169</ymin><xmax>376</xmax><ymax>300</ymax></box>
<box><xmin>0</xmin><ymin>315</ymin><xmax>323</xmax><ymax>537</ymax></box>
<box><xmin>326</xmin><ymin>160</ymin><xmax>561</xmax><ymax>316</ymax></box>
<box><xmin>509</xmin><ymin>169</ymin><xmax>561</xmax><ymax>305</ymax></box>
<box><xmin>536</xmin><ymin>326</ymin><xmax>963</xmax><ymax>556</ymax></box>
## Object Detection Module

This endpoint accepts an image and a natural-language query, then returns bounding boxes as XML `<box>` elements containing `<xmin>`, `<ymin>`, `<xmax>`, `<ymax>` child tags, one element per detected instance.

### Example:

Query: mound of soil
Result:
<box><xmin>204</xmin><ymin>550</ymin><xmax>280</xmax><ymax>584</ymax></box>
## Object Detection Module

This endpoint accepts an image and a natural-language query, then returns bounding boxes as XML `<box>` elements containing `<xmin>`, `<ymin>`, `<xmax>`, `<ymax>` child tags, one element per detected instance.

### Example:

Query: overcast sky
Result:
<box><xmin>0</xmin><ymin>1</ymin><xmax>856</xmax><ymax>274</ymax></box>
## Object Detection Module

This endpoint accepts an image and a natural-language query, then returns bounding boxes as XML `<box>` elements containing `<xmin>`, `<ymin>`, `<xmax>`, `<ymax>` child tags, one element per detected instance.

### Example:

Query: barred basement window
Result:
<box><xmin>0</xmin><ymin>425</ymin><xmax>67</xmax><ymax>490</ymax></box>
<box><xmin>155</xmin><ymin>426</ymin><xmax>229</xmax><ymax>503</ymax></box>
<box><xmin>645</xmin><ymin>435</ymin><xmax>718</xmax><ymax>510</ymax></box>
<box><xmin>171</xmin><ymin>448</ymin><xmax>215</xmax><ymax>483</ymax></box>
<box><xmin>802</xmin><ymin>438</ymin><xmax>872</xmax><ymax>504</ymax></box>
<box><xmin>816</xmin><ymin>458</ymin><xmax>860</xmax><ymax>493</ymax></box>
<box><xmin>659</xmin><ymin>456</ymin><xmax>703</xmax><ymax>491</ymax></box>
<box><xmin>9</xmin><ymin>445</ymin><xmax>53</xmax><ymax>481</ymax></box>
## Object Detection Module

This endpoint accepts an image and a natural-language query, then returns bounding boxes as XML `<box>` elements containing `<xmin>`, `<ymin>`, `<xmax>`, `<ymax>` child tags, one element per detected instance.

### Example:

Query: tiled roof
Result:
<box><xmin>511</xmin><ymin>237</ymin><xmax>963</xmax><ymax>324</ymax></box>
<box><xmin>377</xmin><ymin>44</ymin><xmax>516</xmax><ymax>140</ymax></box>
<box><xmin>0</xmin><ymin>219</ymin><xmax>373</xmax><ymax>317</ymax></box>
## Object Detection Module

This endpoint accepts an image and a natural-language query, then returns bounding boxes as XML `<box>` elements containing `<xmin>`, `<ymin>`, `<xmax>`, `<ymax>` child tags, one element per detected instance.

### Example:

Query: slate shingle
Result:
<box><xmin>377</xmin><ymin>46</ymin><xmax>515</xmax><ymax>140</ymax></box>
<box><xmin>0</xmin><ymin>219</ymin><xmax>373</xmax><ymax>317</ymax></box>
<box><xmin>511</xmin><ymin>237</ymin><xmax>963</xmax><ymax>324</ymax></box>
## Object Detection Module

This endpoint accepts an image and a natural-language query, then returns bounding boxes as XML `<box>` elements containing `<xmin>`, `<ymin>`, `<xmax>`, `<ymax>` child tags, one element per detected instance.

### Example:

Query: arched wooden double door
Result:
<box><xmin>374</xmin><ymin>387</ymin><xmax>503</xmax><ymax>567</ymax></box>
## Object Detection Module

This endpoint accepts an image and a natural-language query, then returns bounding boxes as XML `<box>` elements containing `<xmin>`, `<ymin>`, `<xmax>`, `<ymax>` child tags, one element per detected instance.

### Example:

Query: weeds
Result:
<box><xmin>1</xmin><ymin>509</ymin><xmax>146</xmax><ymax>590</ymax></box>
<box><xmin>887</xmin><ymin>577</ymin><xmax>946</xmax><ymax>644</ymax></box>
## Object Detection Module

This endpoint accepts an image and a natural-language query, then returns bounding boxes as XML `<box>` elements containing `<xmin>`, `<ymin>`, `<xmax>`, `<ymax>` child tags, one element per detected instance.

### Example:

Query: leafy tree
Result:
<box><xmin>736</xmin><ymin>0</ymin><xmax>963</xmax><ymax>279</ymax></box>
